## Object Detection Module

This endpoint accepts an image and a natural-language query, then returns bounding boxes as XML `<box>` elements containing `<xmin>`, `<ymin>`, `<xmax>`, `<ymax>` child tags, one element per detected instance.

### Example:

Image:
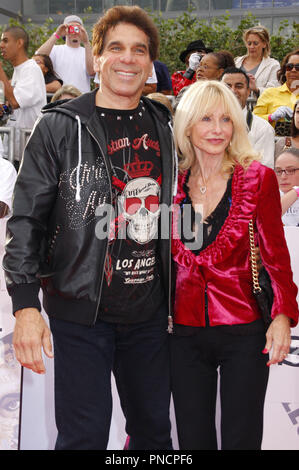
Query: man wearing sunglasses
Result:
<box><xmin>254</xmin><ymin>48</ymin><xmax>299</xmax><ymax>130</ymax></box>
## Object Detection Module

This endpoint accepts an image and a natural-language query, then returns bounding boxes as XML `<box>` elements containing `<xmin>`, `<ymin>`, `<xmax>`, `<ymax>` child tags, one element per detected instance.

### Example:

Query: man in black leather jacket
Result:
<box><xmin>4</xmin><ymin>6</ymin><xmax>175</xmax><ymax>450</ymax></box>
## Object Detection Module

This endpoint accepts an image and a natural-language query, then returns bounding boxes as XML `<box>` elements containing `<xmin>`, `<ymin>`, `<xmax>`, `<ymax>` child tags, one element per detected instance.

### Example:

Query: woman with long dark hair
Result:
<box><xmin>33</xmin><ymin>53</ymin><xmax>63</xmax><ymax>93</ymax></box>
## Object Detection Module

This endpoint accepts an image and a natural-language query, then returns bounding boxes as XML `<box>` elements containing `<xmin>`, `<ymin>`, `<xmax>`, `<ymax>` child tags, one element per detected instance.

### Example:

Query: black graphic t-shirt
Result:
<box><xmin>96</xmin><ymin>101</ymin><xmax>165</xmax><ymax>323</ymax></box>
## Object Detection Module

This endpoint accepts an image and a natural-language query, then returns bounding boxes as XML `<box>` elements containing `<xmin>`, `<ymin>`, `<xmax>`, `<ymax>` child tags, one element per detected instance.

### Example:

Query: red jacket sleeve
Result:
<box><xmin>171</xmin><ymin>71</ymin><xmax>196</xmax><ymax>96</ymax></box>
<box><xmin>256</xmin><ymin>166</ymin><xmax>298</xmax><ymax>326</ymax></box>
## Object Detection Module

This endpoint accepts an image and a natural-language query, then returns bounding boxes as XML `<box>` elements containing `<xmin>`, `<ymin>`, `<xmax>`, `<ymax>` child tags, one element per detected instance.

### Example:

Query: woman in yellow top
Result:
<box><xmin>253</xmin><ymin>49</ymin><xmax>299</xmax><ymax>134</ymax></box>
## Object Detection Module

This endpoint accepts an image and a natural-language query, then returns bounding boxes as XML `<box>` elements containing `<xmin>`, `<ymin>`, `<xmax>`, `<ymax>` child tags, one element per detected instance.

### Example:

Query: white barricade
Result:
<box><xmin>0</xmin><ymin>218</ymin><xmax>22</xmax><ymax>450</ymax></box>
<box><xmin>0</xmin><ymin>128</ymin><xmax>15</xmax><ymax>164</ymax></box>
<box><xmin>262</xmin><ymin>227</ymin><xmax>299</xmax><ymax>450</ymax></box>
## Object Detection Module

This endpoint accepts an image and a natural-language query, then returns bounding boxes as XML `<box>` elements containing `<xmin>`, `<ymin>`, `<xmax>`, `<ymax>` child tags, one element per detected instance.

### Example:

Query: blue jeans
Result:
<box><xmin>49</xmin><ymin>303</ymin><xmax>172</xmax><ymax>450</ymax></box>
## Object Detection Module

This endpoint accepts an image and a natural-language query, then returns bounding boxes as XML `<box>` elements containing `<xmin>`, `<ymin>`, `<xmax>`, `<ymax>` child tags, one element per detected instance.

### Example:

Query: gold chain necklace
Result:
<box><xmin>197</xmin><ymin>171</ymin><xmax>210</xmax><ymax>195</ymax></box>
<box><xmin>191</xmin><ymin>166</ymin><xmax>219</xmax><ymax>195</ymax></box>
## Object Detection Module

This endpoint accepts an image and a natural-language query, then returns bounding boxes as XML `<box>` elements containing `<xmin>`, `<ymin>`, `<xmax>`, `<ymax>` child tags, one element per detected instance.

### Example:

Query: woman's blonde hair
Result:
<box><xmin>243</xmin><ymin>25</ymin><xmax>271</xmax><ymax>58</ymax></box>
<box><xmin>173</xmin><ymin>80</ymin><xmax>260</xmax><ymax>174</ymax></box>
<box><xmin>51</xmin><ymin>84</ymin><xmax>82</xmax><ymax>102</ymax></box>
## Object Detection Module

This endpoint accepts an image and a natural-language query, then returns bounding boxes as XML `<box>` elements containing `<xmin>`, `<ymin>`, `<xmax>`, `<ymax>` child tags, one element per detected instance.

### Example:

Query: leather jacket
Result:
<box><xmin>4</xmin><ymin>90</ymin><xmax>176</xmax><ymax>326</ymax></box>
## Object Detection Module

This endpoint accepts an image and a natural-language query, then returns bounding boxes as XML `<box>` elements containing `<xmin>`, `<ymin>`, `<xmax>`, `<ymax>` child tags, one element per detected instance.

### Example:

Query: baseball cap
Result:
<box><xmin>63</xmin><ymin>15</ymin><xmax>83</xmax><ymax>25</ymax></box>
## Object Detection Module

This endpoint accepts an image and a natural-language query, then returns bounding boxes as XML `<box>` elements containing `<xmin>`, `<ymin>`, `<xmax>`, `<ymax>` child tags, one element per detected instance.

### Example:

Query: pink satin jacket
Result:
<box><xmin>172</xmin><ymin>161</ymin><xmax>299</xmax><ymax>327</ymax></box>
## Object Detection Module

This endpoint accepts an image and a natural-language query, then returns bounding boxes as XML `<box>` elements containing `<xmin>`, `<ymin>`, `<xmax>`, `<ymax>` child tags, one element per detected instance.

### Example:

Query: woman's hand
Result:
<box><xmin>247</xmin><ymin>73</ymin><xmax>259</xmax><ymax>94</ymax></box>
<box><xmin>263</xmin><ymin>314</ymin><xmax>291</xmax><ymax>366</ymax></box>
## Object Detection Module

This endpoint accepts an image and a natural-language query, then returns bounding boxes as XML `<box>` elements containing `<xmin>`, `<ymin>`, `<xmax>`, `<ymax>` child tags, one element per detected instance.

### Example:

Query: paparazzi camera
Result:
<box><xmin>68</xmin><ymin>25</ymin><xmax>80</xmax><ymax>34</ymax></box>
<box><xmin>183</xmin><ymin>52</ymin><xmax>203</xmax><ymax>80</ymax></box>
<box><xmin>0</xmin><ymin>81</ymin><xmax>13</xmax><ymax>126</ymax></box>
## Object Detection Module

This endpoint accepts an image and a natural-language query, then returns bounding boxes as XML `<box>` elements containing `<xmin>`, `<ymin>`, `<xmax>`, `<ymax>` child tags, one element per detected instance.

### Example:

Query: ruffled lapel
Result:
<box><xmin>172</xmin><ymin>161</ymin><xmax>261</xmax><ymax>268</ymax></box>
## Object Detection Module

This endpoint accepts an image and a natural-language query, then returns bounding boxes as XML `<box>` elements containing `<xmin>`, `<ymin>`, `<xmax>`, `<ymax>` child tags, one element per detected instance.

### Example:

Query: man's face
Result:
<box><xmin>222</xmin><ymin>73</ymin><xmax>250</xmax><ymax>109</ymax></box>
<box><xmin>0</xmin><ymin>32</ymin><xmax>19</xmax><ymax>63</ymax></box>
<box><xmin>94</xmin><ymin>22</ymin><xmax>153</xmax><ymax>109</ymax></box>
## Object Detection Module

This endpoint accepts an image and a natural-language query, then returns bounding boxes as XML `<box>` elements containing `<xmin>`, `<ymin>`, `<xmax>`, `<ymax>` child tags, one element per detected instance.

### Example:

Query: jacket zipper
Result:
<box><xmin>86</xmin><ymin>125</ymin><xmax>113</xmax><ymax>325</ymax></box>
<box><xmin>167</xmin><ymin>125</ymin><xmax>175</xmax><ymax>334</ymax></box>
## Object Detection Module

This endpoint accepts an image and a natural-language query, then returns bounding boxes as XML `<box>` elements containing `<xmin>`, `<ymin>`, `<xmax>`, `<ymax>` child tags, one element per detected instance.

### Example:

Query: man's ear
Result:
<box><xmin>16</xmin><ymin>37</ymin><xmax>24</xmax><ymax>51</ymax></box>
<box><xmin>93</xmin><ymin>55</ymin><xmax>100</xmax><ymax>74</ymax></box>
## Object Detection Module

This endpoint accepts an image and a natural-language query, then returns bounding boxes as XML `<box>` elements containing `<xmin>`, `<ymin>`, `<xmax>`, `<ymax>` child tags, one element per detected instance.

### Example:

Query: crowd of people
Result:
<box><xmin>0</xmin><ymin>16</ymin><xmax>298</xmax><ymax>184</ymax></box>
<box><xmin>0</xmin><ymin>6</ymin><xmax>299</xmax><ymax>451</ymax></box>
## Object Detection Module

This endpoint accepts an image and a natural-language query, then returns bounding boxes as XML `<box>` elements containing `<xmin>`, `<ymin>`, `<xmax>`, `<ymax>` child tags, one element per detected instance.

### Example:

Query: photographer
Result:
<box><xmin>35</xmin><ymin>15</ymin><xmax>94</xmax><ymax>93</ymax></box>
<box><xmin>171</xmin><ymin>40</ymin><xmax>212</xmax><ymax>96</ymax></box>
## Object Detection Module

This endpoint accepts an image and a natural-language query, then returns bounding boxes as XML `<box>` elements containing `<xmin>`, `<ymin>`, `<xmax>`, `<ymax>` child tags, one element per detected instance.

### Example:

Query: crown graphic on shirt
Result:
<box><xmin>124</xmin><ymin>155</ymin><xmax>153</xmax><ymax>178</ymax></box>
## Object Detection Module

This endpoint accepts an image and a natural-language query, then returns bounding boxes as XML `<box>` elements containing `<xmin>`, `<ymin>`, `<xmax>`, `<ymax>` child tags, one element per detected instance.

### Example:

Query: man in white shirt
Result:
<box><xmin>36</xmin><ymin>15</ymin><xmax>94</xmax><ymax>93</ymax></box>
<box><xmin>0</xmin><ymin>136</ymin><xmax>4</xmax><ymax>157</ymax></box>
<box><xmin>0</xmin><ymin>26</ymin><xmax>46</xmax><ymax>161</ymax></box>
<box><xmin>222</xmin><ymin>67</ymin><xmax>275</xmax><ymax>168</ymax></box>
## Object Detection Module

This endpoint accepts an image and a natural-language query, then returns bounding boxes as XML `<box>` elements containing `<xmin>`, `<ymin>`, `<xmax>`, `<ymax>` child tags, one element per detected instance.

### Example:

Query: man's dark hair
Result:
<box><xmin>92</xmin><ymin>5</ymin><xmax>159</xmax><ymax>61</ymax></box>
<box><xmin>221</xmin><ymin>66</ymin><xmax>250</xmax><ymax>87</ymax></box>
<box><xmin>4</xmin><ymin>26</ymin><xmax>29</xmax><ymax>52</ymax></box>
<box><xmin>34</xmin><ymin>53</ymin><xmax>60</xmax><ymax>79</ymax></box>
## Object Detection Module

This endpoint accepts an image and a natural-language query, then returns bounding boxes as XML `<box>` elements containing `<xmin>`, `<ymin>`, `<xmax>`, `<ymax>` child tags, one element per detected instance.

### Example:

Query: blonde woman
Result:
<box><xmin>235</xmin><ymin>25</ymin><xmax>280</xmax><ymax>96</ymax></box>
<box><xmin>50</xmin><ymin>84</ymin><xmax>82</xmax><ymax>102</ymax></box>
<box><xmin>170</xmin><ymin>80</ymin><xmax>298</xmax><ymax>450</ymax></box>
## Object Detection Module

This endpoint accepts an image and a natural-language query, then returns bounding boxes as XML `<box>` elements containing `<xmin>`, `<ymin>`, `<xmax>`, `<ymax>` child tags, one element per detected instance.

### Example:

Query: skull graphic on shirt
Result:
<box><xmin>119</xmin><ymin>177</ymin><xmax>160</xmax><ymax>244</ymax></box>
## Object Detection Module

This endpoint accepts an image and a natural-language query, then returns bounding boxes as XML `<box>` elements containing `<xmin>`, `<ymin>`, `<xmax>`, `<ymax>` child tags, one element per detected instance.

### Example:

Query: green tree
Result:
<box><xmin>0</xmin><ymin>9</ymin><xmax>298</xmax><ymax>78</ymax></box>
<box><xmin>0</xmin><ymin>17</ymin><xmax>58</xmax><ymax>77</ymax></box>
<box><xmin>151</xmin><ymin>9</ymin><xmax>299</xmax><ymax>73</ymax></box>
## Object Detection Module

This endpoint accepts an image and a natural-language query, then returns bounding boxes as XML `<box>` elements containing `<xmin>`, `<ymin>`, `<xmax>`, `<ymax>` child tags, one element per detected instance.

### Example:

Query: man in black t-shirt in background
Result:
<box><xmin>5</xmin><ymin>6</ymin><xmax>174</xmax><ymax>450</ymax></box>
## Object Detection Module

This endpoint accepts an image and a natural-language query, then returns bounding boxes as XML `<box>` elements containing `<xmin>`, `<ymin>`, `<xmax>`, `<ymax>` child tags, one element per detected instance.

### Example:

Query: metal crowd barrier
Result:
<box><xmin>0</xmin><ymin>127</ymin><xmax>15</xmax><ymax>164</ymax></box>
<box><xmin>0</xmin><ymin>127</ymin><xmax>32</xmax><ymax>165</ymax></box>
<box><xmin>247</xmin><ymin>93</ymin><xmax>258</xmax><ymax>112</ymax></box>
<box><xmin>20</xmin><ymin>128</ymin><xmax>33</xmax><ymax>157</ymax></box>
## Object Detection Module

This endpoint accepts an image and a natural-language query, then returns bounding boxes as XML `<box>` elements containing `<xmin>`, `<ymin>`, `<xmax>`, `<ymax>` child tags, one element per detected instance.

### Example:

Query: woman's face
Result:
<box><xmin>275</xmin><ymin>152</ymin><xmax>299</xmax><ymax>193</ymax></box>
<box><xmin>189</xmin><ymin>105</ymin><xmax>233</xmax><ymax>160</ymax></box>
<box><xmin>196</xmin><ymin>55</ymin><xmax>223</xmax><ymax>81</ymax></box>
<box><xmin>285</xmin><ymin>55</ymin><xmax>299</xmax><ymax>91</ymax></box>
<box><xmin>33</xmin><ymin>55</ymin><xmax>48</xmax><ymax>75</ymax></box>
<box><xmin>245</xmin><ymin>33</ymin><xmax>266</xmax><ymax>59</ymax></box>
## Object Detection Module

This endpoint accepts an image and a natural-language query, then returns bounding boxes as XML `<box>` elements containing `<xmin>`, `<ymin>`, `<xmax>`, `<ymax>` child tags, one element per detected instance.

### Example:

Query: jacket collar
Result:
<box><xmin>279</xmin><ymin>82</ymin><xmax>299</xmax><ymax>96</ymax></box>
<box><xmin>42</xmin><ymin>89</ymin><xmax>176</xmax><ymax>203</ymax></box>
<box><xmin>43</xmin><ymin>88</ymin><xmax>172</xmax><ymax>125</ymax></box>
